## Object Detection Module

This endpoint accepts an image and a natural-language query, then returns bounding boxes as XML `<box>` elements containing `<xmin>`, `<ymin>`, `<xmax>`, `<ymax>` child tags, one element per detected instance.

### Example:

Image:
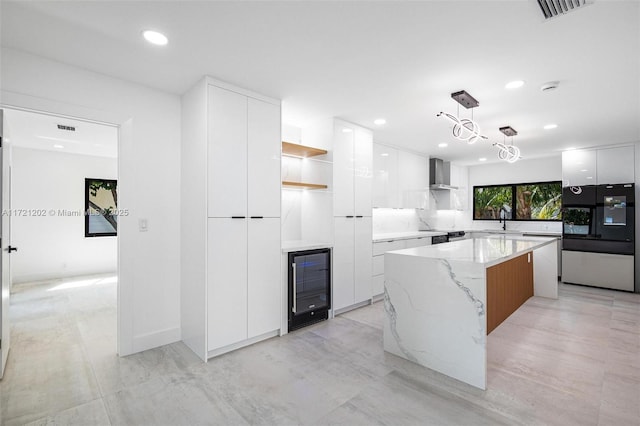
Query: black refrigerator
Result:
<box><xmin>562</xmin><ymin>183</ymin><xmax>635</xmax><ymax>291</ymax></box>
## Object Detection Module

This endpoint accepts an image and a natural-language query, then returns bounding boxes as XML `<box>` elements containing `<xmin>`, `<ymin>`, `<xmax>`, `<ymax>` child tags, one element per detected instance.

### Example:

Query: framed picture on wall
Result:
<box><xmin>85</xmin><ymin>178</ymin><xmax>118</xmax><ymax>237</ymax></box>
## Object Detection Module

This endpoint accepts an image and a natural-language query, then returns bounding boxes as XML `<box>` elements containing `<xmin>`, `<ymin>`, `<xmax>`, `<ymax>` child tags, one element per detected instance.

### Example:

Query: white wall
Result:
<box><xmin>12</xmin><ymin>147</ymin><xmax>117</xmax><ymax>283</ymax></box>
<box><xmin>1</xmin><ymin>48</ymin><xmax>181</xmax><ymax>355</ymax></box>
<box><xmin>468</xmin><ymin>155</ymin><xmax>563</xmax><ymax>232</ymax></box>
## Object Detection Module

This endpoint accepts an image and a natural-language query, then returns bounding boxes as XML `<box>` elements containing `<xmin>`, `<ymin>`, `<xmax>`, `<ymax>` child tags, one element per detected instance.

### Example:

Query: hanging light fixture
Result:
<box><xmin>494</xmin><ymin>126</ymin><xmax>521</xmax><ymax>163</ymax></box>
<box><xmin>437</xmin><ymin>90</ymin><xmax>488</xmax><ymax>145</ymax></box>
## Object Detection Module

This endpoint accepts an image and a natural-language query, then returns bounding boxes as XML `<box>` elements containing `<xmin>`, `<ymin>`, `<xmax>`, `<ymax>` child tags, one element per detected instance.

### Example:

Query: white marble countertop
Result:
<box><xmin>372</xmin><ymin>231</ymin><xmax>447</xmax><ymax>242</ymax></box>
<box><xmin>386</xmin><ymin>235</ymin><xmax>557</xmax><ymax>267</ymax></box>
<box><xmin>281</xmin><ymin>240</ymin><xmax>333</xmax><ymax>253</ymax></box>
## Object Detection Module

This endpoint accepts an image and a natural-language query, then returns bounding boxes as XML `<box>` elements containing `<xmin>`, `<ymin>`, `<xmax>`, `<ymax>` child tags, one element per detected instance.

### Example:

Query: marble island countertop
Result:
<box><xmin>388</xmin><ymin>235</ymin><xmax>557</xmax><ymax>267</ymax></box>
<box><xmin>383</xmin><ymin>234</ymin><xmax>559</xmax><ymax>390</ymax></box>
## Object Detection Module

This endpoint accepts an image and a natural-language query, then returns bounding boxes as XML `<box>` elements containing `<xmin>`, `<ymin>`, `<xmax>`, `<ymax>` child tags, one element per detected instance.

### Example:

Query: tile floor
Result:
<box><xmin>0</xmin><ymin>274</ymin><xmax>639</xmax><ymax>425</ymax></box>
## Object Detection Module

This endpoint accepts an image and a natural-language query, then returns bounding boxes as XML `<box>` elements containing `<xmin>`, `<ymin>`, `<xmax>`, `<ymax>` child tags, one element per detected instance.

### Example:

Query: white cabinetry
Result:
<box><xmin>373</xmin><ymin>145</ymin><xmax>399</xmax><ymax>208</ymax></box>
<box><xmin>563</xmin><ymin>146</ymin><xmax>635</xmax><ymax>187</ymax></box>
<box><xmin>372</xmin><ymin>143</ymin><xmax>428</xmax><ymax>209</ymax></box>
<box><xmin>398</xmin><ymin>151</ymin><xmax>429</xmax><ymax>209</ymax></box>
<box><xmin>181</xmin><ymin>77</ymin><xmax>281</xmax><ymax>361</ymax></box>
<box><xmin>333</xmin><ymin>120</ymin><xmax>373</xmax><ymax>312</ymax></box>
<box><xmin>562</xmin><ymin>149</ymin><xmax>597</xmax><ymax>187</ymax></box>
<box><xmin>596</xmin><ymin>146</ymin><xmax>635</xmax><ymax>185</ymax></box>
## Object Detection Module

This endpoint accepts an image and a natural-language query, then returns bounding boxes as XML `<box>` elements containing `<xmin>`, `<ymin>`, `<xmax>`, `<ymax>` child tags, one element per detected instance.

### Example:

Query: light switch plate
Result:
<box><xmin>139</xmin><ymin>218</ymin><xmax>148</xmax><ymax>232</ymax></box>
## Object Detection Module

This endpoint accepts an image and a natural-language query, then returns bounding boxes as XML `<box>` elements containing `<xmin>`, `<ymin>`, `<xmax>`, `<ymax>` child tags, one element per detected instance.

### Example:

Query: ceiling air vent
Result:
<box><xmin>536</xmin><ymin>0</ymin><xmax>593</xmax><ymax>20</ymax></box>
<box><xmin>57</xmin><ymin>124</ymin><xmax>76</xmax><ymax>131</ymax></box>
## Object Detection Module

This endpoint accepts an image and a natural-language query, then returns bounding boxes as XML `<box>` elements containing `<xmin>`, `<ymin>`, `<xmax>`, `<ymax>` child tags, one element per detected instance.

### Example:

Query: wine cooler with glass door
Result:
<box><xmin>288</xmin><ymin>248</ymin><xmax>331</xmax><ymax>331</ymax></box>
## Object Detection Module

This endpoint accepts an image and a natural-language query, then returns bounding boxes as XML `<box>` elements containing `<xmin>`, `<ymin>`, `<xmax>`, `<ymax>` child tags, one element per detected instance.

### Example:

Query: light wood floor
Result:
<box><xmin>1</xmin><ymin>278</ymin><xmax>638</xmax><ymax>425</ymax></box>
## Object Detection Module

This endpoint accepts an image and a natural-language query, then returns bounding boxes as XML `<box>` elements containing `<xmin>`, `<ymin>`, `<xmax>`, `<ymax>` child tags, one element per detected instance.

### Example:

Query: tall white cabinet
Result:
<box><xmin>181</xmin><ymin>77</ymin><xmax>282</xmax><ymax>361</ymax></box>
<box><xmin>333</xmin><ymin>120</ymin><xmax>373</xmax><ymax>312</ymax></box>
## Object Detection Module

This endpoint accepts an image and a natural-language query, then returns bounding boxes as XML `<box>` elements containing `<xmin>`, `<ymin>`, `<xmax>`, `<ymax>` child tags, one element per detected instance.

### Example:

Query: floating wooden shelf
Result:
<box><xmin>282</xmin><ymin>181</ymin><xmax>328</xmax><ymax>190</ymax></box>
<box><xmin>282</xmin><ymin>141</ymin><xmax>328</xmax><ymax>158</ymax></box>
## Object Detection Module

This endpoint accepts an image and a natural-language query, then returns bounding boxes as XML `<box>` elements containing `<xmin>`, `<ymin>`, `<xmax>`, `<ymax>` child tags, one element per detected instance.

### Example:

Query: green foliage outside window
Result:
<box><xmin>473</xmin><ymin>181</ymin><xmax>562</xmax><ymax>221</ymax></box>
<box><xmin>474</xmin><ymin>186</ymin><xmax>512</xmax><ymax>219</ymax></box>
<box><xmin>515</xmin><ymin>182</ymin><xmax>562</xmax><ymax>220</ymax></box>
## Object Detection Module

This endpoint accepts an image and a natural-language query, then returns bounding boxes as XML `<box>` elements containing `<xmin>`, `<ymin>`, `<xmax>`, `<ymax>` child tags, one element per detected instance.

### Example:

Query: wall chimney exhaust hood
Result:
<box><xmin>430</xmin><ymin>158</ymin><xmax>458</xmax><ymax>190</ymax></box>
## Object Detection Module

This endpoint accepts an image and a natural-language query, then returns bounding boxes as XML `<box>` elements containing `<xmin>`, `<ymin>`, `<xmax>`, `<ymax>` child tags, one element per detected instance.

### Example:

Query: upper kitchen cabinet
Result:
<box><xmin>562</xmin><ymin>146</ymin><xmax>635</xmax><ymax>187</ymax></box>
<box><xmin>596</xmin><ymin>146</ymin><xmax>634</xmax><ymax>184</ymax></box>
<box><xmin>209</xmin><ymin>86</ymin><xmax>281</xmax><ymax>218</ymax></box>
<box><xmin>372</xmin><ymin>144</ymin><xmax>399</xmax><ymax>208</ymax></box>
<box><xmin>181</xmin><ymin>77</ymin><xmax>282</xmax><ymax>361</ymax></box>
<box><xmin>398</xmin><ymin>151</ymin><xmax>429</xmax><ymax>209</ymax></box>
<box><xmin>562</xmin><ymin>149</ymin><xmax>597</xmax><ymax>187</ymax></box>
<box><xmin>372</xmin><ymin>143</ymin><xmax>429</xmax><ymax>209</ymax></box>
<box><xmin>333</xmin><ymin>120</ymin><xmax>373</xmax><ymax>217</ymax></box>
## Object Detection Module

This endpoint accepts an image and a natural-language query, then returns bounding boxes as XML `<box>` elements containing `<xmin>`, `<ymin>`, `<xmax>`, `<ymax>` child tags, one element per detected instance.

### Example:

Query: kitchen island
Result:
<box><xmin>383</xmin><ymin>235</ymin><xmax>558</xmax><ymax>390</ymax></box>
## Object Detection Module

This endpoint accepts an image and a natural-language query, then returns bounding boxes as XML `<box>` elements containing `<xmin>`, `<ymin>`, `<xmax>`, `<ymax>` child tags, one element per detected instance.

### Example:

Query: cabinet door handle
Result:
<box><xmin>231</xmin><ymin>216</ymin><xmax>246</xmax><ymax>219</ymax></box>
<box><xmin>250</xmin><ymin>216</ymin><xmax>263</xmax><ymax>219</ymax></box>
<box><xmin>356</xmin><ymin>215</ymin><xmax>363</xmax><ymax>218</ymax></box>
<box><xmin>346</xmin><ymin>215</ymin><xmax>354</xmax><ymax>218</ymax></box>
<box><xmin>292</xmin><ymin>263</ymin><xmax>297</xmax><ymax>314</ymax></box>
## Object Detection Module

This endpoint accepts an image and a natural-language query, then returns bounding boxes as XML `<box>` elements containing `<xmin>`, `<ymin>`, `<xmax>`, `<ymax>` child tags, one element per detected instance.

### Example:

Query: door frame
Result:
<box><xmin>0</xmin><ymin>90</ymin><xmax>132</xmax><ymax>356</ymax></box>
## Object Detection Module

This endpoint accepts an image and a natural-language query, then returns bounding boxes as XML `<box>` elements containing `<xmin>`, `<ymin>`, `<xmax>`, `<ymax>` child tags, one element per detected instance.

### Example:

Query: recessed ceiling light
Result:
<box><xmin>586</xmin><ymin>176</ymin><xmax>593</xmax><ymax>180</ymax></box>
<box><xmin>565</xmin><ymin>147</ymin><xmax>576</xmax><ymax>151</ymax></box>
<box><xmin>381</xmin><ymin>153</ymin><xmax>389</xmax><ymax>157</ymax></box>
<box><xmin>505</xmin><ymin>80</ymin><xmax>524</xmax><ymax>89</ymax></box>
<box><xmin>544</xmin><ymin>124</ymin><xmax>558</xmax><ymax>130</ymax></box>
<box><xmin>374</xmin><ymin>119</ymin><xmax>386</xmax><ymax>126</ymax></box>
<box><xmin>53</xmin><ymin>144</ymin><xmax>64</xmax><ymax>149</ymax></box>
<box><xmin>479</xmin><ymin>157</ymin><xmax>487</xmax><ymax>162</ymax></box>
<box><xmin>580</xmin><ymin>169</ymin><xmax>588</xmax><ymax>172</ymax></box>
<box><xmin>142</xmin><ymin>30</ymin><xmax>168</xmax><ymax>46</ymax></box>
<box><xmin>342</xmin><ymin>128</ymin><xmax>353</xmax><ymax>133</ymax></box>
<box><xmin>438</xmin><ymin>143</ymin><xmax>448</xmax><ymax>148</ymax></box>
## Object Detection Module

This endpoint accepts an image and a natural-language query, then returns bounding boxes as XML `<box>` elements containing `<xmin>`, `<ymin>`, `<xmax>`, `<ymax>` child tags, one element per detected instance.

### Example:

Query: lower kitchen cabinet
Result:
<box><xmin>333</xmin><ymin>216</ymin><xmax>372</xmax><ymax>312</ymax></box>
<box><xmin>207</xmin><ymin>218</ymin><xmax>248</xmax><ymax>350</ymax></box>
<box><xmin>562</xmin><ymin>250</ymin><xmax>634</xmax><ymax>291</ymax></box>
<box><xmin>207</xmin><ymin>217</ymin><xmax>281</xmax><ymax>352</ymax></box>
<box><xmin>248</xmin><ymin>218</ymin><xmax>281</xmax><ymax>338</ymax></box>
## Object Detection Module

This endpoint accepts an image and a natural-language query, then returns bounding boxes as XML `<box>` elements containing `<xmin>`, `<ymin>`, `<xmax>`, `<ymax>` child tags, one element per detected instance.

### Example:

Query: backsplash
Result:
<box><xmin>373</xmin><ymin>207</ymin><xmax>561</xmax><ymax>233</ymax></box>
<box><xmin>373</xmin><ymin>208</ymin><xmax>425</xmax><ymax>233</ymax></box>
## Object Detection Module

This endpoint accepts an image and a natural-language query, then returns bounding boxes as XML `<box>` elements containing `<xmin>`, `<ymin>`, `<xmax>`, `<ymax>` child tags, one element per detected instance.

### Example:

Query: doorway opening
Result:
<box><xmin>1</xmin><ymin>108</ymin><xmax>119</xmax><ymax>380</ymax></box>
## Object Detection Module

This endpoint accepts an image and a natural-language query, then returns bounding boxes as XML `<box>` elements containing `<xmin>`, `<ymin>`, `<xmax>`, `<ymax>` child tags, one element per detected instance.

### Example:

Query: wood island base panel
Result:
<box><xmin>383</xmin><ymin>235</ymin><xmax>558</xmax><ymax>390</ymax></box>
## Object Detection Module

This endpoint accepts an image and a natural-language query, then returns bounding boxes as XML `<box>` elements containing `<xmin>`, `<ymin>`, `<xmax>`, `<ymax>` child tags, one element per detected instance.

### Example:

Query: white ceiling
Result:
<box><xmin>1</xmin><ymin>1</ymin><xmax>639</xmax><ymax>164</ymax></box>
<box><xmin>5</xmin><ymin>109</ymin><xmax>118</xmax><ymax>158</ymax></box>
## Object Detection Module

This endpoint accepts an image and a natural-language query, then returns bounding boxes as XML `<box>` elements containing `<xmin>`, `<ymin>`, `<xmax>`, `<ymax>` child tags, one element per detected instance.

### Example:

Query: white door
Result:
<box><xmin>207</xmin><ymin>218</ymin><xmax>248</xmax><ymax>351</ymax></box>
<box><xmin>247</xmin><ymin>218</ymin><xmax>281</xmax><ymax>338</ymax></box>
<box><xmin>333</xmin><ymin>216</ymin><xmax>355</xmax><ymax>311</ymax></box>
<box><xmin>0</xmin><ymin>109</ymin><xmax>13</xmax><ymax>379</ymax></box>
<box><xmin>247</xmin><ymin>98</ymin><xmax>281</xmax><ymax>218</ymax></box>
<box><xmin>208</xmin><ymin>85</ymin><xmax>248</xmax><ymax>218</ymax></box>
<box><xmin>354</xmin><ymin>216</ymin><xmax>372</xmax><ymax>304</ymax></box>
<box><xmin>354</xmin><ymin>127</ymin><xmax>373</xmax><ymax>217</ymax></box>
<box><xmin>333</xmin><ymin>121</ymin><xmax>355</xmax><ymax>217</ymax></box>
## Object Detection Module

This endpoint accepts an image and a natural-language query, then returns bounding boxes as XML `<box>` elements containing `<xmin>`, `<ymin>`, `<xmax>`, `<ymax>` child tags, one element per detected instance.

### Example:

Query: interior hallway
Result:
<box><xmin>0</xmin><ymin>276</ymin><xmax>639</xmax><ymax>425</ymax></box>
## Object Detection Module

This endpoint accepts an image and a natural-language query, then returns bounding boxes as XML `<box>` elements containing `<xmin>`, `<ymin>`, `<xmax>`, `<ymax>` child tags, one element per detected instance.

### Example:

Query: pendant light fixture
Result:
<box><xmin>494</xmin><ymin>126</ymin><xmax>521</xmax><ymax>163</ymax></box>
<box><xmin>437</xmin><ymin>90</ymin><xmax>488</xmax><ymax>144</ymax></box>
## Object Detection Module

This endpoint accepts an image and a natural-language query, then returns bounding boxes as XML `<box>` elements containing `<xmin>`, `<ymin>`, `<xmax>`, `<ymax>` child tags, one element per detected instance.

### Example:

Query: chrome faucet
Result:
<box><xmin>499</xmin><ymin>206</ymin><xmax>508</xmax><ymax>231</ymax></box>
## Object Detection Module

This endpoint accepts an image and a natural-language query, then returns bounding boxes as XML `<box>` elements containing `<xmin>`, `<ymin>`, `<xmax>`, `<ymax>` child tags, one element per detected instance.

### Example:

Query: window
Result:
<box><xmin>473</xmin><ymin>181</ymin><xmax>562</xmax><ymax>221</ymax></box>
<box><xmin>473</xmin><ymin>185</ymin><xmax>512</xmax><ymax>220</ymax></box>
